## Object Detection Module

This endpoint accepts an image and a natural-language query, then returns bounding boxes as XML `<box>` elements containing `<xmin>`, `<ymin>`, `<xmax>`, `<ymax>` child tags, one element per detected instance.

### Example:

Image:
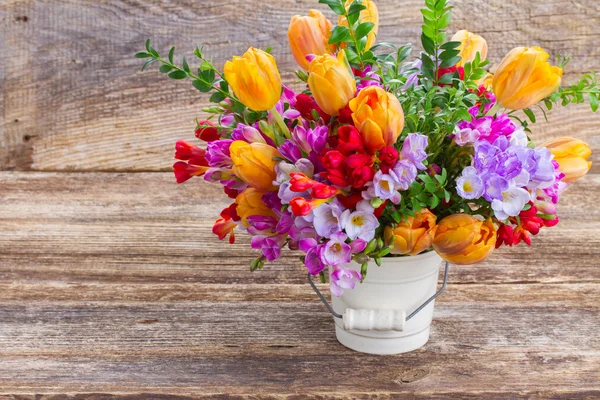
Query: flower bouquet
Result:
<box><xmin>137</xmin><ymin>0</ymin><xmax>595</xmax><ymax>354</ymax></box>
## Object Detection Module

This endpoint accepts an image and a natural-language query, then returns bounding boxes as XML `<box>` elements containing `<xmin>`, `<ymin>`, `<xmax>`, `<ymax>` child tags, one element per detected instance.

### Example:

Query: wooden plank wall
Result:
<box><xmin>1</xmin><ymin>0</ymin><xmax>599</xmax><ymax>172</ymax></box>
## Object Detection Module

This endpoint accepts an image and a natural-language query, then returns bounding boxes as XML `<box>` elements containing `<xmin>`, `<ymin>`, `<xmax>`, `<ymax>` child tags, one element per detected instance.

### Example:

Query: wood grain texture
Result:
<box><xmin>1</xmin><ymin>0</ymin><xmax>599</xmax><ymax>171</ymax></box>
<box><xmin>0</xmin><ymin>172</ymin><xmax>599</xmax><ymax>396</ymax></box>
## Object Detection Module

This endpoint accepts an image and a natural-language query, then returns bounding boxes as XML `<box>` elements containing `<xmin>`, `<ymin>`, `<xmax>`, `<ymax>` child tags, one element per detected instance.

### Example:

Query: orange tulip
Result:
<box><xmin>224</xmin><ymin>47</ymin><xmax>282</xmax><ymax>111</ymax></box>
<box><xmin>288</xmin><ymin>10</ymin><xmax>336</xmax><ymax>70</ymax></box>
<box><xmin>307</xmin><ymin>52</ymin><xmax>357</xmax><ymax>116</ymax></box>
<box><xmin>384</xmin><ymin>209</ymin><xmax>437</xmax><ymax>256</ymax></box>
<box><xmin>229</xmin><ymin>141</ymin><xmax>281</xmax><ymax>191</ymax></box>
<box><xmin>433</xmin><ymin>215</ymin><xmax>496</xmax><ymax>265</ymax></box>
<box><xmin>235</xmin><ymin>188</ymin><xmax>277</xmax><ymax>226</ymax></box>
<box><xmin>349</xmin><ymin>86</ymin><xmax>405</xmax><ymax>151</ymax></box>
<box><xmin>542</xmin><ymin>137</ymin><xmax>592</xmax><ymax>182</ymax></box>
<box><xmin>492</xmin><ymin>46</ymin><xmax>563</xmax><ymax>110</ymax></box>
<box><xmin>338</xmin><ymin>0</ymin><xmax>379</xmax><ymax>51</ymax></box>
<box><xmin>451</xmin><ymin>30</ymin><xmax>488</xmax><ymax>67</ymax></box>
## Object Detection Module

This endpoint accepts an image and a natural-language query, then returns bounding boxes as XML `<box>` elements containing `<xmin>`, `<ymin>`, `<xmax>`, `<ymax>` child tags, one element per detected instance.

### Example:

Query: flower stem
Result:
<box><xmin>270</xmin><ymin>107</ymin><xmax>291</xmax><ymax>139</ymax></box>
<box><xmin>485</xmin><ymin>102</ymin><xmax>502</xmax><ymax>117</ymax></box>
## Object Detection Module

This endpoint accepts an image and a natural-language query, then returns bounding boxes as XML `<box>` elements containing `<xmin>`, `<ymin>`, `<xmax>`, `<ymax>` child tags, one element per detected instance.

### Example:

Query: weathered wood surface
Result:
<box><xmin>1</xmin><ymin>0</ymin><xmax>599</xmax><ymax>171</ymax></box>
<box><xmin>0</xmin><ymin>172</ymin><xmax>599</xmax><ymax>397</ymax></box>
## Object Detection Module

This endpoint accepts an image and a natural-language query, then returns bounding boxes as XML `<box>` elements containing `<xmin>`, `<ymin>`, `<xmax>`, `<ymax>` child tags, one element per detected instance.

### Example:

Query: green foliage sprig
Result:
<box><xmin>420</xmin><ymin>0</ymin><xmax>458</xmax><ymax>85</ymax></box>
<box><xmin>319</xmin><ymin>0</ymin><xmax>376</xmax><ymax>67</ymax></box>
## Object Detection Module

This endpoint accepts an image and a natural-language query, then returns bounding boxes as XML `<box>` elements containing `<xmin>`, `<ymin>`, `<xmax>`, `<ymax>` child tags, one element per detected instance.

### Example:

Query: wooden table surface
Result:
<box><xmin>1</xmin><ymin>0</ymin><xmax>600</xmax><ymax>398</ymax></box>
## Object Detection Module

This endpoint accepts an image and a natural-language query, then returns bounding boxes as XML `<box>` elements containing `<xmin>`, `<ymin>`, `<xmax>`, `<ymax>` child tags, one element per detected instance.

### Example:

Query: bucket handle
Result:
<box><xmin>307</xmin><ymin>261</ymin><xmax>449</xmax><ymax>332</ymax></box>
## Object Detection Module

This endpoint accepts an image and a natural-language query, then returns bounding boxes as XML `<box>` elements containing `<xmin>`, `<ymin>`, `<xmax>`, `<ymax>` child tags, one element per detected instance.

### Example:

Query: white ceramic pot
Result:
<box><xmin>331</xmin><ymin>251</ymin><xmax>444</xmax><ymax>355</ymax></box>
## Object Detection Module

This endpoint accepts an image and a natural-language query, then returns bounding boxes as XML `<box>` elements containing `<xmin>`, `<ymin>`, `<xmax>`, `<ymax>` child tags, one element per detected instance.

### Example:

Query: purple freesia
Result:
<box><xmin>231</xmin><ymin>124</ymin><xmax>266</xmax><ymax>144</ymax></box>
<box><xmin>279</xmin><ymin>140</ymin><xmax>302</xmax><ymax>163</ymax></box>
<box><xmin>321</xmin><ymin>232</ymin><xmax>352</xmax><ymax>267</ymax></box>
<box><xmin>313</xmin><ymin>200</ymin><xmax>344</xmax><ymax>238</ymax></box>
<box><xmin>391</xmin><ymin>159</ymin><xmax>418</xmax><ymax>190</ymax></box>
<box><xmin>400</xmin><ymin>133</ymin><xmax>429</xmax><ymax>170</ymax></box>
<box><xmin>330</xmin><ymin>267</ymin><xmax>362</xmax><ymax>297</ymax></box>
<box><xmin>372</xmin><ymin>170</ymin><xmax>402</xmax><ymax>204</ymax></box>
<box><xmin>456</xmin><ymin>166</ymin><xmax>484</xmax><ymax>199</ymax></box>
<box><xmin>251</xmin><ymin>234</ymin><xmax>287</xmax><ymax>261</ymax></box>
<box><xmin>292</xmin><ymin>125</ymin><xmax>328</xmax><ymax>154</ymax></box>
<box><xmin>305</xmin><ymin>245</ymin><xmax>326</xmax><ymax>275</ymax></box>
<box><xmin>205</xmin><ymin>139</ymin><xmax>233</xmax><ymax>168</ymax></box>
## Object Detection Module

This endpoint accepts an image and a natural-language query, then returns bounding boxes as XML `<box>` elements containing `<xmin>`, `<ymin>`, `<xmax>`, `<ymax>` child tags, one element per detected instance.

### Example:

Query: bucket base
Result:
<box><xmin>334</xmin><ymin>324</ymin><xmax>431</xmax><ymax>355</ymax></box>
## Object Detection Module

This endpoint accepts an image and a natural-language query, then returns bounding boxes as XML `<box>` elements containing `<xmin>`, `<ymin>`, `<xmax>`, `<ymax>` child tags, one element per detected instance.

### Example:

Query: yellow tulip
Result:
<box><xmin>288</xmin><ymin>10</ymin><xmax>336</xmax><ymax>70</ymax></box>
<box><xmin>307</xmin><ymin>52</ymin><xmax>357</xmax><ymax>116</ymax></box>
<box><xmin>384</xmin><ymin>209</ymin><xmax>437</xmax><ymax>256</ymax></box>
<box><xmin>349</xmin><ymin>86</ymin><xmax>404</xmax><ymax>151</ymax></box>
<box><xmin>433</xmin><ymin>215</ymin><xmax>496</xmax><ymax>265</ymax></box>
<box><xmin>236</xmin><ymin>188</ymin><xmax>277</xmax><ymax>226</ymax></box>
<box><xmin>492</xmin><ymin>46</ymin><xmax>563</xmax><ymax>110</ymax></box>
<box><xmin>229</xmin><ymin>141</ymin><xmax>281</xmax><ymax>191</ymax></box>
<box><xmin>478</xmin><ymin>72</ymin><xmax>494</xmax><ymax>90</ymax></box>
<box><xmin>223</xmin><ymin>47</ymin><xmax>282</xmax><ymax>111</ymax></box>
<box><xmin>338</xmin><ymin>0</ymin><xmax>379</xmax><ymax>51</ymax></box>
<box><xmin>542</xmin><ymin>137</ymin><xmax>592</xmax><ymax>182</ymax></box>
<box><xmin>451</xmin><ymin>30</ymin><xmax>488</xmax><ymax>67</ymax></box>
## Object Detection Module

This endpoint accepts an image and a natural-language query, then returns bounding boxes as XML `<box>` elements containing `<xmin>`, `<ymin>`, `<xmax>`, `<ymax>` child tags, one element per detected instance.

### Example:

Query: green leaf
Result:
<box><xmin>429</xmin><ymin>195</ymin><xmax>440</xmax><ymax>209</ymax></box>
<box><xmin>355</xmin><ymin>22</ymin><xmax>374</xmax><ymax>40</ymax></box>
<box><xmin>421</xmin><ymin>32</ymin><xmax>435</xmax><ymax>55</ymax></box>
<box><xmin>437</xmin><ymin>10</ymin><xmax>451</xmax><ymax>29</ymax></box>
<box><xmin>219</xmin><ymin>80</ymin><xmax>229</xmax><ymax>92</ymax></box>
<box><xmin>523</xmin><ymin>108</ymin><xmax>536</xmax><ymax>123</ymax></box>
<box><xmin>319</xmin><ymin>0</ymin><xmax>345</xmax><ymax>15</ymax></box>
<box><xmin>168</xmin><ymin>70</ymin><xmax>188</xmax><ymax>80</ymax></box>
<box><xmin>135</xmin><ymin>52</ymin><xmax>150</xmax><ymax>59</ymax></box>
<box><xmin>440</xmin><ymin>41</ymin><xmax>461</xmax><ymax>50</ymax></box>
<box><xmin>590</xmin><ymin>92</ymin><xmax>599</xmax><ymax>112</ymax></box>
<box><xmin>439</xmin><ymin>56</ymin><xmax>461</xmax><ymax>68</ymax></box>
<box><xmin>168</xmin><ymin>47</ymin><xmax>175</xmax><ymax>63</ymax></box>
<box><xmin>210</xmin><ymin>91</ymin><xmax>227</xmax><ymax>103</ymax></box>
<box><xmin>182</xmin><ymin>57</ymin><xmax>191</xmax><ymax>73</ymax></box>
<box><xmin>440</xmin><ymin>49</ymin><xmax>460</xmax><ymax>60</ymax></box>
<box><xmin>329</xmin><ymin>26</ymin><xmax>351</xmax><ymax>45</ymax></box>
<box><xmin>544</xmin><ymin>98</ymin><xmax>553</xmax><ymax>111</ymax></box>
<box><xmin>421</xmin><ymin>24</ymin><xmax>435</xmax><ymax>39</ymax></box>
<box><xmin>192</xmin><ymin>79</ymin><xmax>212</xmax><ymax>92</ymax></box>
<box><xmin>421</xmin><ymin>54</ymin><xmax>435</xmax><ymax>80</ymax></box>
<box><xmin>159</xmin><ymin>65</ymin><xmax>173</xmax><ymax>73</ymax></box>
<box><xmin>145</xmin><ymin>39</ymin><xmax>151</xmax><ymax>52</ymax></box>
<box><xmin>231</xmin><ymin>100</ymin><xmax>246</xmax><ymax>114</ymax></box>
<box><xmin>141</xmin><ymin>59</ymin><xmax>155</xmax><ymax>71</ymax></box>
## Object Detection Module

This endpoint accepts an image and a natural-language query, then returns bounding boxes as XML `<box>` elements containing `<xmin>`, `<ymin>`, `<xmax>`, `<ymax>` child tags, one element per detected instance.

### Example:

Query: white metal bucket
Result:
<box><xmin>330</xmin><ymin>251</ymin><xmax>444</xmax><ymax>355</ymax></box>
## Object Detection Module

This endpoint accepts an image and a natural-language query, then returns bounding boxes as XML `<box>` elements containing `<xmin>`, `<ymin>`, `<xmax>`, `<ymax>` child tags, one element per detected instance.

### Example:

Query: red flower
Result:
<box><xmin>220</xmin><ymin>203</ymin><xmax>240</xmax><ymax>222</ymax></box>
<box><xmin>195</xmin><ymin>120</ymin><xmax>221</xmax><ymax>142</ymax></box>
<box><xmin>379</xmin><ymin>146</ymin><xmax>399</xmax><ymax>166</ymax></box>
<box><xmin>337</xmin><ymin>104</ymin><xmax>353</xmax><ymax>124</ymax></box>
<box><xmin>496</xmin><ymin>203</ymin><xmax>560</xmax><ymax>248</ymax></box>
<box><xmin>289</xmin><ymin>197</ymin><xmax>328</xmax><ymax>216</ymax></box>
<box><xmin>336</xmin><ymin>125</ymin><xmax>365</xmax><ymax>155</ymax></box>
<box><xmin>311</xmin><ymin>182</ymin><xmax>341</xmax><ymax>199</ymax></box>
<box><xmin>350</xmin><ymin>165</ymin><xmax>375</xmax><ymax>189</ymax></box>
<box><xmin>436</xmin><ymin>66</ymin><xmax>465</xmax><ymax>86</ymax></box>
<box><xmin>321</xmin><ymin>169</ymin><xmax>350</xmax><ymax>187</ymax></box>
<box><xmin>213</xmin><ymin>218</ymin><xmax>236</xmax><ymax>244</ymax></box>
<box><xmin>374</xmin><ymin>201</ymin><xmax>388</xmax><ymax>218</ymax></box>
<box><xmin>175</xmin><ymin>140</ymin><xmax>207</xmax><ymax>165</ymax></box>
<box><xmin>289</xmin><ymin>172</ymin><xmax>318</xmax><ymax>192</ymax></box>
<box><xmin>224</xmin><ymin>187</ymin><xmax>240</xmax><ymax>199</ymax></box>
<box><xmin>173</xmin><ymin>161</ymin><xmax>209</xmax><ymax>184</ymax></box>
<box><xmin>345</xmin><ymin>153</ymin><xmax>374</xmax><ymax>170</ymax></box>
<box><xmin>295</xmin><ymin>94</ymin><xmax>330</xmax><ymax>123</ymax></box>
<box><xmin>337</xmin><ymin>192</ymin><xmax>363</xmax><ymax>209</ymax></box>
<box><xmin>321</xmin><ymin>150</ymin><xmax>346</xmax><ymax>170</ymax></box>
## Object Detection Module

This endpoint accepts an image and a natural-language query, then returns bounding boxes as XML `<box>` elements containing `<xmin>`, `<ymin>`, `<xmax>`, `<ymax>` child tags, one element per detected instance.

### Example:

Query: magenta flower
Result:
<box><xmin>205</xmin><ymin>139</ymin><xmax>233</xmax><ymax>168</ymax></box>
<box><xmin>251</xmin><ymin>234</ymin><xmax>287</xmax><ymax>261</ymax></box>
<box><xmin>231</xmin><ymin>124</ymin><xmax>266</xmax><ymax>144</ymax></box>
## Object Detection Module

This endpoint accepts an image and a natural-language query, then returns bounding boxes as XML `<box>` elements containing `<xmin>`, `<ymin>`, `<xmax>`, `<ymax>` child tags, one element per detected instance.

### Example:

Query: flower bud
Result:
<box><xmin>451</xmin><ymin>30</ymin><xmax>488</xmax><ymax>67</ymax></box>
<box><xmin>384</xmin><ymin>209</ymin><xmax>437</xmax><ymax>256</ymax></box>
<box><xmin>224</xmin><ymin>47</ymin><xmax>282</xmax><ymax>111</ymax></box>
<box><xmin>492</xmin><ymin>46</ymin><xmax>562</xmax><ymax>110</ymax></box>
<box><xmin>229</xmin><ymin>141</ymin><xmax>281</xmax><ymax>191</ymax></box>
<box><xmin>307</xmin><ymin>52</ymin><xmax>357</xmax><ymax>116</ymax></box>
<box><xmin>433</xmin><ymin>214</ymin><xmax>496</xmax><ymax>265</ymax></box>
<box><xmin>288</xmin><ymin>10</ymin><xmax>336</xmax><ymax>70</ymax></box>
<box><xmin>542</xmin><ymin>137</ymin><xmax>592</xmax><ymax>182</ymax></box>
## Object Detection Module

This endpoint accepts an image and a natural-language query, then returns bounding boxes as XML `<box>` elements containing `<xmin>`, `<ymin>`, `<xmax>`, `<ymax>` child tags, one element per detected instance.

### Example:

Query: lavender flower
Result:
<box><xmin>321</xmin><ymin>232</ymin><xmax>352</xmax><ymax>267</ymax></box>
<box><xmin>456</xmin><ymin>167</ymin><xmax>484</xmax><ymax>199</ymax></box>
<box><xmin>391</xmin><ymin>159</ymin><xmax>418</xmax><ymax>190</ymax></box>
<box><xmin>491</xmin><ymin>185</ymin><xmax>531</xmax><ymax>221</ymax></box>
<box><xmin>372</xmin><ymin>170</ymin><xmax>402</xmax><ymax>204</ymax></box>
<box><xmin>400</xmin><ymin>133</ymin><xmax>429</xmax><ymax>170</ymax></box>
<box><xmin>313</xmin><ymin>200</ymin><xmax>345</xmax><ymax>238</ymax></box>
<box><xmin>292</xmin><ymin>125</ymin><xmax>328</xmax><ymax>154</ymax></box>
<box><xmin>330</xmin><ymin>267</ymin><xmax>362</xmax><ymax>297</ymax></box>
<box><xmin>231</xmin><ymin>124</ymin><xmax>266</xmax><ymax>144</ymax></box>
